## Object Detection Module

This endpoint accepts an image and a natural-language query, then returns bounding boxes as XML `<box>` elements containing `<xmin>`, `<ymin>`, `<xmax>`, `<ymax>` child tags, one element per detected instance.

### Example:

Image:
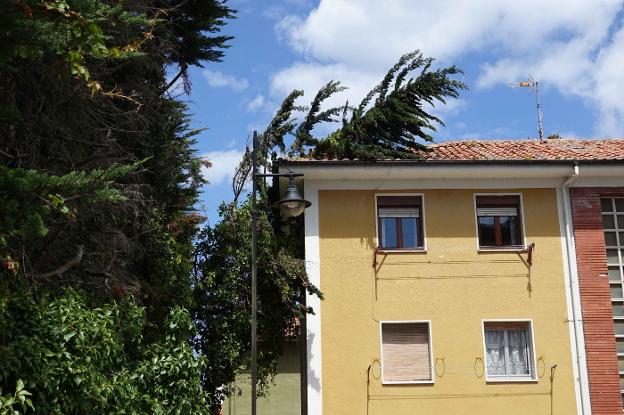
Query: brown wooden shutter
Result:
<box><xmin>382</xmin><ymin>322</ymin><xmax>431</xmax><ymax>382</ymax></box>
<box><xmin>377</xmin><ymin>196</ymin><xmax>422</xmax><ymax>207</ymax></box>
<box><xmin>484</xmin><ymin>321</ymin><xmax>530</xmax><ymax>331</ymax></box>
<box><xmin>475</xmin><ymin>195</ymin><xmax>521</xmax><ymax>207</ymax></box>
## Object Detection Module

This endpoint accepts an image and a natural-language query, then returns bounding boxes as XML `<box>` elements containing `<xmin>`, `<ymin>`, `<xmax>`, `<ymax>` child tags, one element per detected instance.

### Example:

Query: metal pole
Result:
<box><xmin>535</xmin><ymin>81</ymin><xmax>544</xmax><ymax>141</ymax></box>
<box><xmin>299</xmin><ymin>293</ymin><xmax>308</xmax><ymax>415</ymax></box>
<box><xmin>251</xmin><ymin>131</ymin><xmax>258</xmax><ymax>415</ymax></box>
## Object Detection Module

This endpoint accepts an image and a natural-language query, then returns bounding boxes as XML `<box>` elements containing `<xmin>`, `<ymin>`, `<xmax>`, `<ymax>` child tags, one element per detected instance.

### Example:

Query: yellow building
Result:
<box><xmin>281</xmin><ymin>142</ymin><xmax>595</xmax><ymax>415</ymax></box>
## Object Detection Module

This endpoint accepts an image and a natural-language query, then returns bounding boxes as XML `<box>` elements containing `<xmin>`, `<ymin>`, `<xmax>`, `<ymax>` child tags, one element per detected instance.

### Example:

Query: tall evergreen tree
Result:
<box><xmin>0</xmin><ymin>0</ymin><xmax>233</xmax><ymax>412</ymax></box>
<box><xmin>0</xmin><ymin>0</ymin><xmax>233</xmax><ymax>325</ymax></box>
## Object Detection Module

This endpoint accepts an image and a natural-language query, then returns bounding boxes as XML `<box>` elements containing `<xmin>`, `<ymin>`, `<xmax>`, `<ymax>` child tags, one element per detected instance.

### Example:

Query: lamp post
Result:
<box><xmin>250</xmin><ymin>131</ymin><xmax>311</xmax><ymax>415</ymax></box>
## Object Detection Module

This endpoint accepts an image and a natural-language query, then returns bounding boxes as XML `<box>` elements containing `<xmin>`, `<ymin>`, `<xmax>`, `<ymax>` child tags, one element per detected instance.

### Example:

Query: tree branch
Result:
<box><xmin>0</xmin><ymin>148</ymin><xmax>15</xmax><ymax>159</ymax></box>
<box><xmin>163</xmin><ymin>64</ymin><xmax>188</xmax><ymax>94</ymax></box>
<box><xmin>33</xmin><ymin>245</ymin><xmax>84</xmax><ymax>280</ymax></box>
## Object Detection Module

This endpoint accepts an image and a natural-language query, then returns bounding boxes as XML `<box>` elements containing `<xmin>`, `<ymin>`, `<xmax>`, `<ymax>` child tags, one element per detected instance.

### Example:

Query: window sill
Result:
<box><xmin>377</xmin><ymin>248</ymin><xmax>427</xmax><ymax>254</ymax></box>
<box><xmin>382</xmin><ymin>379</ymin><xmax>434</xmax><ymax>385</ymax></box>
<box><xmin>485</xmin><ymin>377</ymin><xmax>537</xmax><ymax>383</ymax></box>
<box><xmin>478</xmin><ymin>246</ymin><xmax>526</xmax><ymax>253</ymax></box>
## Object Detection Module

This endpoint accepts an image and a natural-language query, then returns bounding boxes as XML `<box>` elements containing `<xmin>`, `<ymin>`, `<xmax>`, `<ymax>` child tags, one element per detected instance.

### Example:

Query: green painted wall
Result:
<box><xmin>223</xmin><ymin>341</ymin><xmax>301</xmax><ymax>415</ymax></box>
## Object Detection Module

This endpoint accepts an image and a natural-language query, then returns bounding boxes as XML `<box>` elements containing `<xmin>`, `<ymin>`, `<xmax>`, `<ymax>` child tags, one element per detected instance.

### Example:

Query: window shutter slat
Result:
<box><xmin>379</xmin><ymin>207</ymin><xmax>420</xmax><ymax>218</ymax></box>
<box><xmin>477</xmin><ymin>207</ymin><xmax>518</xmax><ymax>216</ymax></box>
<box><xmin>382</xmin><ymin>323</ymin><xmax>431</xmax><ymax>382</ymax></box>
<box><xmin>377</xmin><ymin>196</ymin><xmax>421</xmax><ymax>207</ymax></box>
<box><xmin>475</xmin><ymin>195</ymin><xmax>520</xmax><ymax>206</ymax></box>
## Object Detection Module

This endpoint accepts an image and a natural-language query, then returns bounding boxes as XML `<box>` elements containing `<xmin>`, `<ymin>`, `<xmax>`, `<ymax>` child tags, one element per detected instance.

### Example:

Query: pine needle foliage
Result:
<box><xmin>285</xmin><ymin>50</ymin><xmax>466</xmax><ymax>160</ymax></box>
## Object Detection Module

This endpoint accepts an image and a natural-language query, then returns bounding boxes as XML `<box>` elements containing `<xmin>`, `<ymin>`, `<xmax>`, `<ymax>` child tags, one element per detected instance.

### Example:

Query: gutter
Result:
<box><xmin>561</xmin><ymin>163</ymin><xmax>592</xmax><ymax>414</ymax></box>
<box><xmin>278</xmin><ymin>160</ymin><xmax>624</xmax><ymax>183</ymax></box>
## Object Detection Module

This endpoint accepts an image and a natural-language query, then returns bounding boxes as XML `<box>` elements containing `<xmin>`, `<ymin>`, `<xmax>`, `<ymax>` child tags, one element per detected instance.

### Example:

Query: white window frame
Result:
<box><xmin>374</xmin><ymin>193</ymin><xmax>427</xmax><ymax>252</ymax></box>
<box><xmin>481</xmin><ymin>319</ymin><xmax>537</xmax><ymax>383</ymax></box>
<box><xmin>473</xmin><ymin>192</ymin><xmax>527</xmax><ymax>252</ymax></box>
<box><xmin>379</xmin><ymin>320</ymin><xmax>434</xmax><ymax>385</ymax></box>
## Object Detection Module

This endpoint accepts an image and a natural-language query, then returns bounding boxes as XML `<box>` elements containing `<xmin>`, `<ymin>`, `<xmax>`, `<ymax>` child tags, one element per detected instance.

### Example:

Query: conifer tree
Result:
<box><xmin>0</xmin><ymin>0</ymin><xmax>233</xmax><ymax>412</ymax></box>
<box><xmin>288</xmin><ymin>50</ymin><xmax>466</xmax><ymax>159</ymax></box>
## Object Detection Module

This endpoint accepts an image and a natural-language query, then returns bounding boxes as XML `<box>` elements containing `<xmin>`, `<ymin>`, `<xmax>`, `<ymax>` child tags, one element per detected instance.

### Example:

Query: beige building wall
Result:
<box><xmin>317</xmin><ymin>188</ymin><xmax>578</xmax><ymax>414</ymax></box>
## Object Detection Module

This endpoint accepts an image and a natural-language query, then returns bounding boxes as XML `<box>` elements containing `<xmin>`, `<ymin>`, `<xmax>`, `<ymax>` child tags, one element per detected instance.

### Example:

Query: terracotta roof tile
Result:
<box><xmin>413</xmin><ymin>139</ymin><xmax>624</xmax><ymax>161</ymax></box>
<box><xmin>282</xmin><ymin>138</ymin><xmax>624</xmax><ymax>162</ymax></box>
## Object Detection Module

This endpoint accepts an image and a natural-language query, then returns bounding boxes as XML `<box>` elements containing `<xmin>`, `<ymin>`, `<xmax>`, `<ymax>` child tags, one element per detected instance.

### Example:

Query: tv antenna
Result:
<box><xmin>508</xmin><ymin>75</ymin><xmax>544</xmax><ymax>141</ymax></box>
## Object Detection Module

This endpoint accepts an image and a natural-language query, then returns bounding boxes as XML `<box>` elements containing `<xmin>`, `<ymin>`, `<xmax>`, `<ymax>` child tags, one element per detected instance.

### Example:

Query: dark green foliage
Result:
<box><xmin>194</xmin><ymin>196</ymin><xmax>320</xmax><ymax>411</ymax></box>
<box><xmin>0</xmin><ymin>0</ymin><xmax>233</xmax><ymax>412</ymax></box>
<box><xmin>0</xmin><ymin>162</ymin><xmax>140</xmax><ymax>275</ymax></box>
<box><xmin>0</xmin><ymin>0</ymin><xmax>232</xmax><ymax>315</ymax></box>
<box><xmin>232</xmin><ymin>89</ymin><xmax>306</xmax><ymax>202</ymax></box>
<box><xmin>0</xmin><ymin>379</ymin><xmax>34</xmax><ymax>414</ymax></box>
<box><xmin>0</xmin><ymin>281</ymin><xmax>210</xmax><ymax>414</ymax></box>
<box><xmin>291</xmin><ymin>81</ymin><xmax>348</xmax><ymax>153</ymax></box>
<box><xmin>288</xmin><ymin>50</ymin><xmax>466</xmax><ymax>159</ymax></box>
<box><xmin>158</xmin><ymin>0</ymin><xmax>235</xmax><ymax>68</ymax></box>
<box><xmin>0</xmin><ymin>0</ymin><xmax>148</xmax><ymax>86</ymax></box>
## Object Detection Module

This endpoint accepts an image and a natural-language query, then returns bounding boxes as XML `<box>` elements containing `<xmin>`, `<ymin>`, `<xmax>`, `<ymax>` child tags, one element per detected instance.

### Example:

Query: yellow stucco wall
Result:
<box><xmin>317</xmin><ymin>188</ymin><xmax>578</xmax><ymax>415</ymax></box>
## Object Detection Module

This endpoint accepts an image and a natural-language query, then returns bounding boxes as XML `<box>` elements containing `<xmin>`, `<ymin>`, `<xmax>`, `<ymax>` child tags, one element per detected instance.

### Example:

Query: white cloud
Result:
<box><xmin>201</xmin><ymin>150</ymin><xmax>243</xmax><ymax>185</ymax></box>
<box><xmin>281</xmin><ymin>0</ymin><xmax>620</xmax><ymax>68</ymax></box>
<box><xmin>203</xmin><ymin>70</ymin><xmax>249</xmax><ymax>92</ymax></box>
<box><xmin>592</xmin><ymin>26</ymin><xmax>624</xmax><ymax>136</ymax></box>
<box><xmin>475</xmin><ymin>18</ymin><xmax>624</xmax><ymax>136</ymax></box>
<box><xmin>273</xmin><ymin>0</ymin><xmax>624</xmax><ymax>136</ymax></box>
<box><xmin>271</xmin><ymin>62</ymin><xmax>379</xmax><ymax>110</ymax></box>
<box><xmin>246</xmin><ymin>94</ymin><xmax>266</xmax><ymax>112</ymax></box>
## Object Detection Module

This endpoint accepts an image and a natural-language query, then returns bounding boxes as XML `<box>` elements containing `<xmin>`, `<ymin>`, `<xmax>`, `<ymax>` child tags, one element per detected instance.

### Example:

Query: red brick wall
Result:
<box><xmin>571</xmin><ymin>187</ymin><xmax>622</xmax><ymax>414</ymax></box>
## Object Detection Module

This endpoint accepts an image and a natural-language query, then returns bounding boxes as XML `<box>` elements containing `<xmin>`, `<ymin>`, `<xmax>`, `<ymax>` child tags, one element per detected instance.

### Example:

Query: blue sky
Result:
<box><xmin>178</xmin><ymin>0</ymin><xmax>624</xmax><ymax>224</ymax></box>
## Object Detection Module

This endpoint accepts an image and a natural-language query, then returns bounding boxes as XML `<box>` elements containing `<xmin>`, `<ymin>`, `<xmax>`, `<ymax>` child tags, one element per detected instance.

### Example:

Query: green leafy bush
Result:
<box><xmin>0</xmin><ymin>379</ymin><xmax>34</xmax><ymax>415</ymax></box>
<box><xmin>0</xmin><ymin>282</ymin><xmax>210</xmax><ymax>414</ymax></box>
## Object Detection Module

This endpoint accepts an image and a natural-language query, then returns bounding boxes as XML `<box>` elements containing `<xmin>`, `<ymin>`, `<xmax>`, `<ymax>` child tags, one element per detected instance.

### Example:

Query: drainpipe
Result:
<box><xmin>561</xmin><ymin>163</ymin><xmax>591</xmax><ymax>414</ymax></box>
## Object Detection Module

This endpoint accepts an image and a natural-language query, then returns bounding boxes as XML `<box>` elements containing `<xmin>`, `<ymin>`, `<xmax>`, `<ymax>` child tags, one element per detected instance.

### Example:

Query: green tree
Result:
<box><xmin>194</xmin><ymin>197</ymin><xmax>320</xmax><ymax>410</ymax></box>
<box><xmin>0</xmin><ymin>0</ymin><xmax>233</xmax><ymax>412</ymax></box>
<box><xmin>289</xmin><ymin>51</ymin><xmax>466</xmax><ymax>160</ymax></box>
<box><xmin>0</xmin><ymin>0</ymin><xmax>232</xmax><ymax>321</ymax></box>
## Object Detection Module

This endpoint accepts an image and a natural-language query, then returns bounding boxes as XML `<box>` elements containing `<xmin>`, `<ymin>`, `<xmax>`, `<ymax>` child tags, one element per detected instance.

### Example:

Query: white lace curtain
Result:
<box><xmin>485</xmin><ymin>329</ymin><xmax>530</xmax><ymax>376</ymax></box>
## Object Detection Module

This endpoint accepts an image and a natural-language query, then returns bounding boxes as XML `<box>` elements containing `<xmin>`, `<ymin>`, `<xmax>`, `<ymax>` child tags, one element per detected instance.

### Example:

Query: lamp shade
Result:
<box><xmin>274</xmin><ymin>182</ymin><xmax>311</xmax><ymax>218</ymax></box>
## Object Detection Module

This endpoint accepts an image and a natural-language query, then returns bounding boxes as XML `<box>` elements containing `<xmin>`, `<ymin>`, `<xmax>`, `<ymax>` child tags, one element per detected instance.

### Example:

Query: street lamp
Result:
<box><xmin>273</xmin><ymin>174</ymin><xmax>312</xmax><ymax>219</ymax></box>
<box><xmin>250</xmin><ymin>131</ymin><xmax>311</xmax><ymax>415</ymax></box>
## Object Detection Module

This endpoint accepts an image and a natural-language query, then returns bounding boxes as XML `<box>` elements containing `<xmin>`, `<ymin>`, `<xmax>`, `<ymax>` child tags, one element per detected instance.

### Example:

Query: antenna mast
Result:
<box><xmin>508</xmin><ymin>75</ymin><xmax>544</xmax><ymax>141</ymax></box>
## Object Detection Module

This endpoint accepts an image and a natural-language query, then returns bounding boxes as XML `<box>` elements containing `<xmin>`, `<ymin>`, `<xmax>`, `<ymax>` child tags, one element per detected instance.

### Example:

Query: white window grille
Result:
<box><xmin>601</xmin><ymin>197</ymin><xmax>624</xmax><ymax>407</ymax></box>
